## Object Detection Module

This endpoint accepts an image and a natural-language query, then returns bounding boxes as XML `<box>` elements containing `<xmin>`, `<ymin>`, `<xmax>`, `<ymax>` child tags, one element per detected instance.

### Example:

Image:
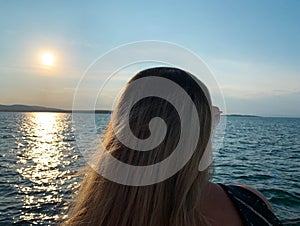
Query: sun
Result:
<box><xmin>41</xmin><ymin>53</ymin><xmax>55</xmax><ymax>66</ymax></box>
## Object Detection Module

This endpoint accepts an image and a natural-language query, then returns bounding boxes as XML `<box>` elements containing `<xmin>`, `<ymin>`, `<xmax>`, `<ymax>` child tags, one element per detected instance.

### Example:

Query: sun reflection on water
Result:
<box><xmin>14</xmin><ymin>113</ymin><xmax>79</xmax><ymax>224</ymax></box>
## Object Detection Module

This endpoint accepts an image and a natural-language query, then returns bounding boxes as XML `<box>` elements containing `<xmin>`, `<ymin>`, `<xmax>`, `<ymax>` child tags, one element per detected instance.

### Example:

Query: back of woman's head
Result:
<box><xmin>64</xmin><ymin>67</ymin><xmax>213</xmax><ymax>226</ymax></box>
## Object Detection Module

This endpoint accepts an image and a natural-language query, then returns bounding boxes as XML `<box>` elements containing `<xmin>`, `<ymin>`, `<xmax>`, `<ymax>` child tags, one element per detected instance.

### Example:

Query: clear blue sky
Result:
<box><xmin>0</xmin><ymin>0</ymin><xmax>299</xmax><ymax>117</ymax></box>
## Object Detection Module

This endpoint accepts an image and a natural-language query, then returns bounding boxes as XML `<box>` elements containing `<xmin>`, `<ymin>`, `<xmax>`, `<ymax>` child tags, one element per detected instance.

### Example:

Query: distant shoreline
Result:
<box><xmin>0</xmin><ymin>111</ymin><xmax>261</xmax><ymax>117</ymax></box>
<box><xmin>0</xmin><ymin>104</ymin><xmax>299</xmax><ymax>118</ymax></box>
<box><xmin>224</xmin><ymin>114</ymin><xmax>261</xmax><ymax>118</ymax></box>
<box><xmin>0</xmin><ymin>110</ymin><xmax>112</xmax><ymax>114</ymax></box>
<box><xmin>0</xmin><ymin>110</ymin><xmax>260</xmax><ymax>116</ymax></box>
<box><xmin>0</xmin><ymin>104</ymin><xmax>112</xmax><ymax>114</ymax></box>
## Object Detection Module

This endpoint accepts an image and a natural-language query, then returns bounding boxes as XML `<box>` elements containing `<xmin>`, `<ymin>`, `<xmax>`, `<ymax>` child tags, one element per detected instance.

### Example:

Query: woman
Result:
<box><xmin>64</xmin><ymin>67</ymin><xmax>282</xmax><ymax>226</ymax></box>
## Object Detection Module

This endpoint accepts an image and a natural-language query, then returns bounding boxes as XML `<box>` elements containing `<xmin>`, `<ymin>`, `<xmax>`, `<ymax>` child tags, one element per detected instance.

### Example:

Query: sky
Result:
<box><xmin>0</xmin><ymin>0</ymin><xmax>299</xmax><ymax>117</ymax></box>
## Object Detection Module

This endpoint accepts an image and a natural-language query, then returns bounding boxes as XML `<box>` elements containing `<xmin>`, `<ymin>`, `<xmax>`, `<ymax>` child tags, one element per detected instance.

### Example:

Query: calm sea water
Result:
<box><xmin>0</xmin><ymin>112</ymin><xmax>299</xmax><ymax>225</ymax></box>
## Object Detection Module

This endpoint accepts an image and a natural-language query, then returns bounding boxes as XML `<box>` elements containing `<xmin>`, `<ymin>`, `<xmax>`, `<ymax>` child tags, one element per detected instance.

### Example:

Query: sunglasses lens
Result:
<box><xmin>212</xmin><ymin>106</ymin><xmax>221</xmax><ymax>126</ymax></box>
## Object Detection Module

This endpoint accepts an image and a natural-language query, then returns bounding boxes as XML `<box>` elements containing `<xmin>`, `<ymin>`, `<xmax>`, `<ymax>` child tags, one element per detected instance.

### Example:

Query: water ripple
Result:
<box><xmin>0</xmin><ymin>113</ymin><xmax>299</xmax><ymax>224</ymax></box>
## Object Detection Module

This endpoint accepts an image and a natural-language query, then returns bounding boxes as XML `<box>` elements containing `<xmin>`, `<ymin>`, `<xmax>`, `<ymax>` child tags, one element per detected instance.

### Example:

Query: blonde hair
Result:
<box><xmin>63</xmin><ymin>67</ymin><xmax>213</xmax><ymax>226</ymax></box>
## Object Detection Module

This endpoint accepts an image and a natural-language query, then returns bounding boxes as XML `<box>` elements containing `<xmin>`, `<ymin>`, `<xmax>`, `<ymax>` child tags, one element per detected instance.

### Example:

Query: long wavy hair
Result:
<box><xmin>63</xmin><ymin>67</ymin><xmax>213</xmax><ymax>226</ymax></box>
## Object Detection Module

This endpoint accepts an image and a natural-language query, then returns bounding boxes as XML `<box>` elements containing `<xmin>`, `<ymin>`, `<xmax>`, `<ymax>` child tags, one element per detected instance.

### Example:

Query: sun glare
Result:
<box><xmin>41</xmin><ymin>53</ymin><xmax>55</xmax><ymax>66</ymax></box>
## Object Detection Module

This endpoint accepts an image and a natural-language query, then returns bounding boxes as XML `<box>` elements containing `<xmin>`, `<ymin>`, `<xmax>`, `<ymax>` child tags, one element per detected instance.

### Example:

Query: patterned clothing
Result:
<box><xmin>218</xmin><ymin>183</ymin><xmax>282</xmax><ymax>226</ymax></box>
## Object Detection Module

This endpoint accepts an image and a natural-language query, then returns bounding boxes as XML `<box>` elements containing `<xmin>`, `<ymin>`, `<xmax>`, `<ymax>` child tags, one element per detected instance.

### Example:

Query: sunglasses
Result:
<box><xmin>212</xmin><ymin>106</ymin><xmax>222</xmax><ymax>126</ymax></box>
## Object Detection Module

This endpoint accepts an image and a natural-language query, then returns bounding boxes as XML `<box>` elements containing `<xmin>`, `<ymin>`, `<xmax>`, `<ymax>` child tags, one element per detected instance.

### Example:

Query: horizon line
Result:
<box><xmin>0</xmin><ymin>104</ymin><xmax>299</xmax><ymax>118</ymax></box>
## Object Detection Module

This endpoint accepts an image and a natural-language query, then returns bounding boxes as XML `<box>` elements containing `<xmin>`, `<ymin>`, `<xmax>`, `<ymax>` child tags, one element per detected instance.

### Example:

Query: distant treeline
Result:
<box><xmin>0</xmin><ymin>104</ymin><xmax>112</xmax><ymax>114</ymax></box>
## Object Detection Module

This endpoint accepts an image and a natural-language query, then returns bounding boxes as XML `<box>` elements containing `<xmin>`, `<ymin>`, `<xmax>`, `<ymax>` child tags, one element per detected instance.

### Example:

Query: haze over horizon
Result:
<box><xmin>1</xmin><ymin>1</ymin><xmax>300</xmax><ymax>117</ymax></box>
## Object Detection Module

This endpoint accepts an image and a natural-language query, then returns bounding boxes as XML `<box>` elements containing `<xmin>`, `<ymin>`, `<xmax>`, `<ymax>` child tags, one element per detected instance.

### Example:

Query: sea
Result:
<box><xmin>0</xmin><ymin>112</ymin><xmax>299</xmax><ymax>225</ymax></box>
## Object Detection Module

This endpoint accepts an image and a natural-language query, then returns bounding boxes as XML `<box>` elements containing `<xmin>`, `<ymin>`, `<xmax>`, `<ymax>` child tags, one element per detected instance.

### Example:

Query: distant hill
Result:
<box><xmin>0</xmin><ymin>104</ymin><xmax>111</xmax><ymax>114</ymax></box>
<box><xmin>0</xmin><ymin>105</ymin><xmax>262</xmax><ymax>117</ymax></box>
<box><xmin>0</xmin><ymin>104</ymin><xmax>64</xmax><ymax>112</ymax></box>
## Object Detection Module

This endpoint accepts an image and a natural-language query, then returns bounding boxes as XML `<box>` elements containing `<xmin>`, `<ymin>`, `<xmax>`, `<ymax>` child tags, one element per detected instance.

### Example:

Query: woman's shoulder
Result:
<box><xmin>200</xmin><ymin>182</ymin><xmax>244</xmax><ymax>226</ymax></box>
